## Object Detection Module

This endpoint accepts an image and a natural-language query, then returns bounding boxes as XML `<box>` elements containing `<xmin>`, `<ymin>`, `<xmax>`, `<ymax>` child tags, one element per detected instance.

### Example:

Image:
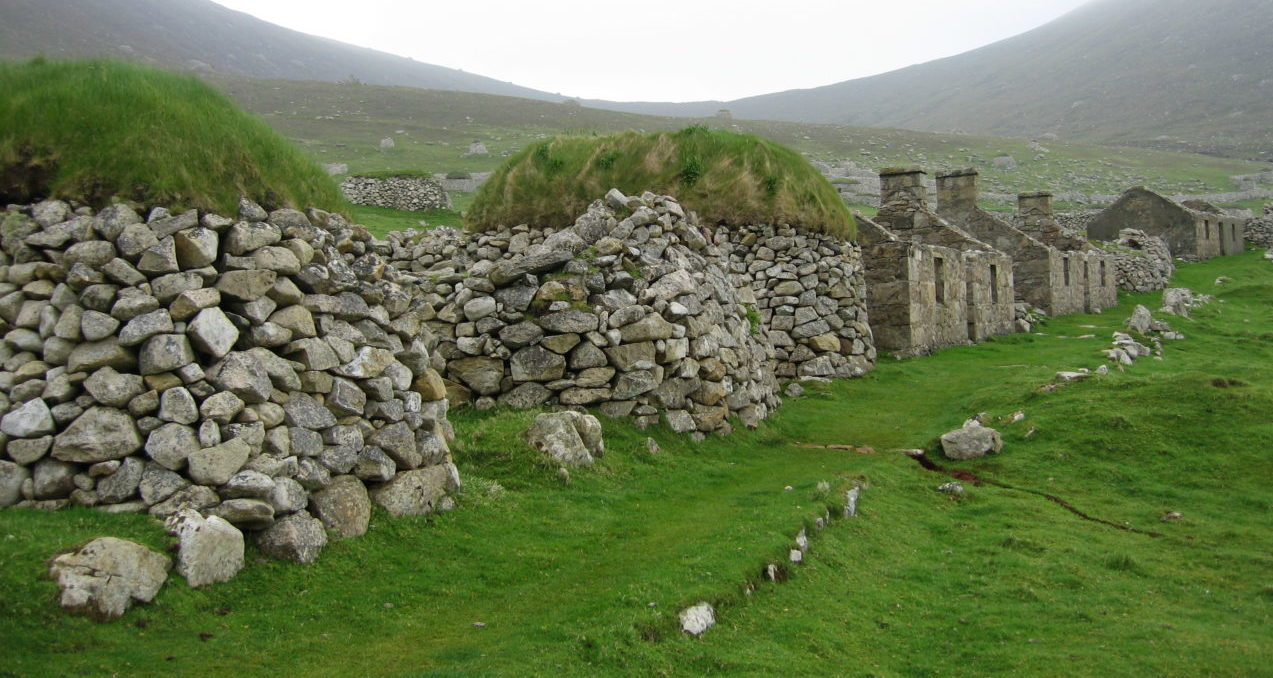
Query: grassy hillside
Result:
<box><xmin>0</xmin><ymin>59</ymin><xmax>342</xmax><ymax>213</ymax></box>
<box><xmin>467</xmin><ymin>128</ymin><xmax>855</xmax><ymax>237</ymax></box>
<box><xmin>0</xmin><ymin>0</ymin><xmax>557</xmax><ymax>102</ymax></box>
<box><xmin>2</xmin><ymin>250</ymin><xmax>1270</xmax><ymax>676</ymax></box>
<box><xmin>213</xmin><ymin>76</ymin><xmax>1266</xmax><ymax>211</ymax></box>
<box><xmin>599</xmin><ymin>0</ymin><xmax>1273</xmax><ymax>160</ymax></box>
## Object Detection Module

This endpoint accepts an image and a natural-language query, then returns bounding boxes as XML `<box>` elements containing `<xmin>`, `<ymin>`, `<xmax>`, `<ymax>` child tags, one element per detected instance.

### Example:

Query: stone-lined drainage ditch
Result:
<box><xmin>647</xmin><ymin>483</ymin><xmax>864</xmax><ymax>640</ymax></box>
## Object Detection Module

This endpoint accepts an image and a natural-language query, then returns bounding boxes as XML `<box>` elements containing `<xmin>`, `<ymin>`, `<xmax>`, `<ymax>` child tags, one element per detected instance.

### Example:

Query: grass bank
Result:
<box><xmin>0</xmin><ymin>59</ymin><xmax>341</xmax><ymax>213</ymax></box>
<box><xmin>1</xmin><ymin>252</ymin><xmax>1271</xmax><ymax>677</ymax></box>
<box><xmin>466</xmin><ymin>127</ymin><xmax>855</xmax><ymax>237</ymax></box>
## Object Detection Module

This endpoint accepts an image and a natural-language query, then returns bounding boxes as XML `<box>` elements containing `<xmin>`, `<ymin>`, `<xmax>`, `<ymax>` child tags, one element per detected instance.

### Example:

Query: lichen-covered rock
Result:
<box><xmin>165</xmin><ymin>509</ymin><xmax>245</xmax><ymax>587</ymax></box>
<box><xmin>308</xmin><ymin>474</ymin><xmax>371</xmax><ymax>538</ymax></box>
<box><xmin>524</xmin><ymin>411</ymin><xmax>604</xmax><ymax>466</ymax></box>
<box><xmin>52</xmin><ymin>407</ymin><xmax>142</xmax><ymax>463</ymax></box>
<box><xmin>680</xmin><ymin>602</ymin><xmax>716</xmax><ymax>636</ymax></box>
<box><xmin>939</xmin><ymin>420</ymin><xmax>1003</xmax><ymax>460</ymax></box>
<box><xmin>371</xmin><ymin>464</ymin><xmax>459</xmax><ymax>517</ymax></box>
<box><xmin>256</xmin><ymin>510</ymin><xmax>327</xmax><ymax>564</ymax></box>
<box><xmin>47</xmin><ymin>537</ymin><xmax>170</xmax><ymax>620</ymax></box>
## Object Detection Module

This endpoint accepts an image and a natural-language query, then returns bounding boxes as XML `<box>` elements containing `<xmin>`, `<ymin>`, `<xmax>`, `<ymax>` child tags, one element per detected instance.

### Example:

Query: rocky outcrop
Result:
<box><xmin>339</xmin><ymin>175</ymin><xmax>451</xmax><ymax>211</ymax></box>
<box><xmin>383</xmin><ymin>190</ymin><xmax>872</xmax><ymax>435</ymax></box>
<box><xmin>0</xmin><ymin>198</ymin><xmax>458</xmax><ymax>565</ymax></box>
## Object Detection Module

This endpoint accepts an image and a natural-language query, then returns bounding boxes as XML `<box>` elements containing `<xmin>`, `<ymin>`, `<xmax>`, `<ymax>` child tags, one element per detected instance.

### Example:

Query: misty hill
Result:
<box><xmin>0</xmin><ymin>0</ymin><xmax>560</xmax><ymax>102</ymax></box>
<box><xmin>589</xmin><ymin>0</ymin><xmax>1273</xmax><ymax>159</ymax></box>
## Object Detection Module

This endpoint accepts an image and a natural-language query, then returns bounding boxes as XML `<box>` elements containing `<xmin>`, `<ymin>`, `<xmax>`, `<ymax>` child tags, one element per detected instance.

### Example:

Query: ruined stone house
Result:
<box><xmin>1015</xmin><ymin>189</ymin><xmax>1118</xmax><ymax>312</ymax></box>
<box><xmin>857</xmin><ymin>167</ymin><xmax>1015</xmax><ymax>356</ymax></box>
<box><xmin>1086</xmin><ymin>186</ymin><xmax>1246</xmax><ymax>261</ymax></box>
<box><xmin>934</xmin><ymin>169</ymin><xmax>1117</xmax><ymax>316</ymax></box>
<box><xmin>856</xmin><ymin>215</ymin><xmax>970</xmax><ymax>356</ymax></box>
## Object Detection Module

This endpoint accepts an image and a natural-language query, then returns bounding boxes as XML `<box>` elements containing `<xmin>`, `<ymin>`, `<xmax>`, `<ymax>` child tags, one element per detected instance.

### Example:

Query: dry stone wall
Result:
<box><xmin>1106</xmin><ymin>229</ymin><xmax>1175</xmax><ymax>292</ymax></box>
<box><xmin>1246</xmin><ymin>204</ymin><xmax>1273</xmax><ymax>248</ymax></box>
<box><xmin>384</xmin><ymin>190</ymin><xmax>874</xmax><ymax>435</ymax></box>
<box><xmin>340</xmin><ymin>175</ymin><xmax>451</xmax><ymax>211</ymax></box>
<box><xmin>0</xmin><ymin>198</ymin><xmax>458</xmax><ymax>563</ymax></box>
<box><xmin>718</xmin><ymin>224</ymin><xmax>873</xmax><ymax>380</ymax></box>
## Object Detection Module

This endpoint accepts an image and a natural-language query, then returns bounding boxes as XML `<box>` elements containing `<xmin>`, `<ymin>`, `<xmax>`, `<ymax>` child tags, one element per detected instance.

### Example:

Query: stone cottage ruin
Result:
<box><xmin>854</xmin><ymin>167</ymin><xmax>1119</xmax><ymax>357</ymax></box>
<box><xmin>1086</xmin><ymin>186</ymin><xmax>1246</xmax><ymax>261</ymax></box>
<box><xmin>857</xmin><ymin>167</ymin><xmax>1014</xmax><ymax>356</ymax></box>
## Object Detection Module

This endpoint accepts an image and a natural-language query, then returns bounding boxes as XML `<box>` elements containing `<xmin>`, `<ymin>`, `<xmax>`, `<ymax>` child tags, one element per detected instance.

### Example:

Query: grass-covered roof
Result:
<box><xmin>0</xmin><ymin>58</ymin><xmax>342</xmax><ymax>213</ymax></box>
<box><xmin>466</xmin><ymin>127</ymin><xmax>855</xmax><ymax>239</ymax></box>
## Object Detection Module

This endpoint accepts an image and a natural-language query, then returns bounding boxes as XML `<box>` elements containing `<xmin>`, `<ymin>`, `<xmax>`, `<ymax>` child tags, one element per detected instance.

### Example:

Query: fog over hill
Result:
<box><xmin>587</xmin><ymin>0</ymin><xmax>1273</xmax><ymax>158</ymax></box>
<box><xmin>0</xmin><ymin>0</ymin><xmax>560</xmax><ymax>101</ymax></box>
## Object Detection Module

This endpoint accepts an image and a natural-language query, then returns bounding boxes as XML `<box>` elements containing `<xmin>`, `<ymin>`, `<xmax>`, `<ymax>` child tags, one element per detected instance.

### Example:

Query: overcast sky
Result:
<box><xmin>212</xmin><ymin>0</ymin><xmax>1092</xmax><ymax>102</ymax></box>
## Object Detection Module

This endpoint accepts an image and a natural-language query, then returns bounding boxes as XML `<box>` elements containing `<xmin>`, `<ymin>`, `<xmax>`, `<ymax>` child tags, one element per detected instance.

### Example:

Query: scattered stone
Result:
<box><xmin>679</xmin><ymin>602</ymin><xmax>716</xmax><ymax>636</ymax></box>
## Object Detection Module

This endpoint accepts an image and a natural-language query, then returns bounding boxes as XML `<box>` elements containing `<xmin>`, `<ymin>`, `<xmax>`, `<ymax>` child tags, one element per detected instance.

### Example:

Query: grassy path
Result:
<box><xmin>2</xmin><ymin>253</ymin><xmax>1271</xmax><ymax>677</ymax></box>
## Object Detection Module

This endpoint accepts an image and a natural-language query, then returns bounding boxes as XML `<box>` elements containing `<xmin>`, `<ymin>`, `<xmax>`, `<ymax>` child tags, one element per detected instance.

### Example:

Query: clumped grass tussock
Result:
<box><xmin>0</xmin><ymin>58</ymin><xmax>341</xmax><ymax>213</ymax></box>
<box><xmin>466</xmin><ymin>127</ymin><xmax>855</xmax><ymax>238</ymax></box>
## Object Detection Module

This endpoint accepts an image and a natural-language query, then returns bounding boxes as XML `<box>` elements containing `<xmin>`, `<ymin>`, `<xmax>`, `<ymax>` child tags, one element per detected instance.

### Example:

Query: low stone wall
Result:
<box><xmin>340</xmin><ymin>175</ymin><xmax>451</xmax><ymax>211</ymax></box>
<box><xmin>1246</xmin><ymin>204</ymin><xmax>1273</xmax><ymax>248</ymax></box>
<box><xmin>384</xmin><ymin>190</ymin><xmax>875</xmax><ymax>435</ymax></box>
<box><xmin>0</xmin><ymin>198</ymin><xmax>457</xmax><ymax>562</ymax></box>
<box><xmin>1107</xmin><ymin>228</ymin><xmax>1175</xmax><ymax>292</ymax></box>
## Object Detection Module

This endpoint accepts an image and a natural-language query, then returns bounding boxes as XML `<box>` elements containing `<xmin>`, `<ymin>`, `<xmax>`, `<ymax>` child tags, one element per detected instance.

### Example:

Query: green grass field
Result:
<box><xmin>213</xmin><ymin>76</ymin><xmax>1267</xmax><ymax>210</ymax></box>
<box><xmin>2</xmin><ymin>250</ymin><xmax>1270</xmax><ymax>677</ymax></box>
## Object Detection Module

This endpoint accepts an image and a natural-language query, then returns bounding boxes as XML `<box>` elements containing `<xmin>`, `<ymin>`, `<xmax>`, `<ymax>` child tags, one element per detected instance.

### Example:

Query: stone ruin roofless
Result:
<box><xmin>856</xmin><ymin>166</ymin><xmax>1014</xmax><ymax>356</ymax></box>
<box><xmin>855</xmin><ymin>166</ymin><xmax>1118</xmax><ymax>357</ymax></box>
<box><xmin>1085</xmin><ymin>186</ymin><xmax>1246</xmax><ymax>262</ymax></box>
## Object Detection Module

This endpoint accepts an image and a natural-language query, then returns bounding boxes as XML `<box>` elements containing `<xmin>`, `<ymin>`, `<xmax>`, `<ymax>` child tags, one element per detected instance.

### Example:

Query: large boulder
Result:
<box><xmin>256</xmin><ymin>510</ymin><xmax>327</xmax><ymax>564</ymax></box>
<box><xmin>371</xmin><ymin>464</ymin><xmax>459</xmax><ymax>517</ymax></box>
<box><xmin>308</xmin><ymin>475</ymin><xmax>371</xmax><ymax>538</ymax></box>
<box><xmin>939</xmin><ymin>420</ymin><xmax>1003</xmax><ymax>460</ymax></box>
<box><xmin>47</xmin><ymin>537</ymin><xmax>170</xmax><ymax>620</ymax></box>
<box><xmin>524</xmin><ymin>411</ymin><xmax>605</xmax><ymax>466</ymax></box>
<box><xmin>165</xmin><ymin>509</ymin><xmax>245</xmax><ymax>588</ymax></box>
<box><xmin>52</xmin><ymin>407</ymin><xmax>143</xmax><ymax>463</ymax></box>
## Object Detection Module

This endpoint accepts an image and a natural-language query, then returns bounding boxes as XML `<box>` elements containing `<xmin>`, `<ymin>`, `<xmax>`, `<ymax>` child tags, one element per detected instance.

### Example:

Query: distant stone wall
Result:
<box><xmin>0</xmin><ymin>198</ymin><xmax>457</xmax><ymax>563</ymax></box>
<box><xmin>1245</xmin><ymin>204</ymin><xmax>1273</xmax><ymax>248</ymax></box>
<box><xmin>340</xmin><ymin>175</ymin><xmax>451</xmax><ymax>211</ymax></box>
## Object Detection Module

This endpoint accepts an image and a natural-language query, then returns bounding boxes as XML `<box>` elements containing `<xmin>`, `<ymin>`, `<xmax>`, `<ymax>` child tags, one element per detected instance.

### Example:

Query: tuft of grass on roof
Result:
<box><xmin>0</xmin><ymin>58</ymin><xmax>342</xmax><ymax>213</ymax></box>
<box><xmin>465</xmin><ymin>127</ymin><xmax>855</xmax><ymax>239</ymax></box>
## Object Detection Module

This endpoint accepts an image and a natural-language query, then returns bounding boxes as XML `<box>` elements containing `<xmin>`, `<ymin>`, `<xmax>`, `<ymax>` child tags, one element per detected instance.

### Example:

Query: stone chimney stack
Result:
<box><xmin>1017</xmin><ymin>191</ymin><xmax>1060</xmax><ymax>246</ymax></box>
<box><xmin>877</xmin><ymin>167</ymin><xmax>928</xmax><ymax>230</ymax></box>
<box><xmin>935</xmin><ymin>168</ymin><xmax>980</xmax><ymax>216</ymax></box>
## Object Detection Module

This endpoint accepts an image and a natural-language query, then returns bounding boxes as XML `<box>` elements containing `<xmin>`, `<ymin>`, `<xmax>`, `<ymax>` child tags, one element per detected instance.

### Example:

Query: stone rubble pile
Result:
<box><xmin>1108</xmin><ymin>229</ymin><xmax>1175</xmax><ymax>292</ymax></box>
<box><xmin>0</xmin><ymin>197</ymin><xmax>459</xmax><ymax>565</ymax></box>
<box><xmin>381</xmin><ymin>189</ymin><xmax>875</xmax><ymax>435</ymax></box>
<box><xmin>339</xmin><ymin>175</ymin><xmax>451</xmax><ymax>212</ymax></box>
